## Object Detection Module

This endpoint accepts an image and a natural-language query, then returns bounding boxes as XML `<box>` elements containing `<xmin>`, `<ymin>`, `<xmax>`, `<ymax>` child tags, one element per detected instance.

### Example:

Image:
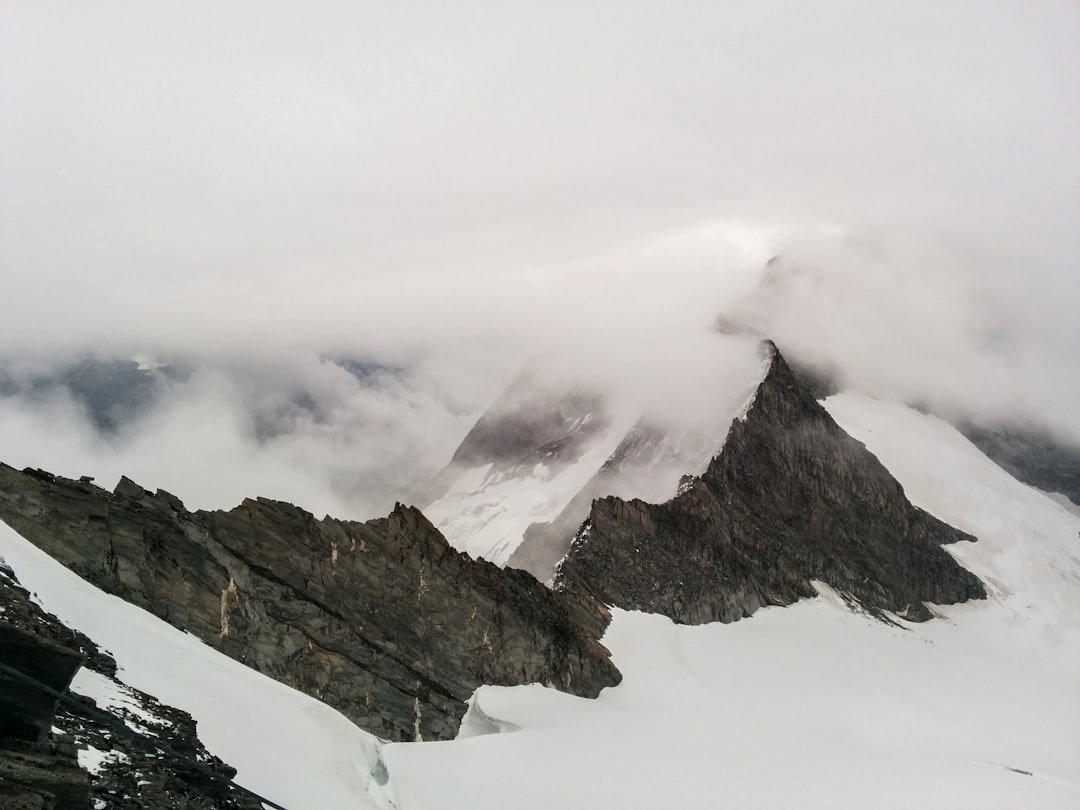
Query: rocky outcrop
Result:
<box><xmin>0</xmin><ymin>614</ymin><xmax>89</xmax><ymax>810</ymax></box>
<box><xmin>0</xmin><ymin>468</ymin><xmax>620</xmax><ymax>742</ymax></box>
<box><xmin>555</xmin><ymin>343</ymin><xmax>986</xmax><ymax>625</ymax></box>
<box><xmin>0</xmin><ymin>564</ymin><xmax>260</xmax><ymax>809</ymax></box>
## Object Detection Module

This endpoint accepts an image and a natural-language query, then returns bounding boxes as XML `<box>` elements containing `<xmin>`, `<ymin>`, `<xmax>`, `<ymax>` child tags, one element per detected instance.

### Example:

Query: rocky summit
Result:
<box><xmin>555</xmin><ymin>343</ymin><xmax>987</xmax><ymax>625</ymax></box>
<box><xmin>0</xmin><ymin>467</ymin><xmax>620</xmax><ymax>742</ymax></box>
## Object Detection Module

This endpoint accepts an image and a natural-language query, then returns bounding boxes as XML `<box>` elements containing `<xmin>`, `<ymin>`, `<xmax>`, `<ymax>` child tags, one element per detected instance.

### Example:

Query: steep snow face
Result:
<box><xmin>422</xmin><ymin>417</ymin><xmax>631</xmax><ymax>564</ymax></box>
<box><xmin>0</xmin><ymin>521</ymin><xmax>397</xmax><ymax>810</ymax></box>
<box><xmin>384</xmin><ymin>396</ymin><xmax>1080</xmax><ymax>810</ymax></box>
<box><xmin>824</xmin><ymin>393</ymin><xmax>1080</xmax><ymax>648</ymax></box>
<box><xmin>418</xmin><ymin>366</ymin><xmax>630</xmax><ymax>564</ymax></box>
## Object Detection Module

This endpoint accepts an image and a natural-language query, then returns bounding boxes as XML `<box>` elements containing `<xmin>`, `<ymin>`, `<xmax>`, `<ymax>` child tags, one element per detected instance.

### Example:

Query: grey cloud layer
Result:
<box><xmin>3</xmin><ymin>2</ymin><xmax>1077</xmax><ymax>351</ymax></box>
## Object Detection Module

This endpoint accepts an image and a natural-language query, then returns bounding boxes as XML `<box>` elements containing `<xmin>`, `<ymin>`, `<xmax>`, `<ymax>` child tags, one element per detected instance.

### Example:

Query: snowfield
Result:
<box><xmin>2</xmin><ymin>394</ymin><xmax>1078</xmax><ymax>809</ymax></box>
<box><xmin>383</xmin><ymin>394</ymin><xmax>1080</xmax><ymax>809</ymax></box>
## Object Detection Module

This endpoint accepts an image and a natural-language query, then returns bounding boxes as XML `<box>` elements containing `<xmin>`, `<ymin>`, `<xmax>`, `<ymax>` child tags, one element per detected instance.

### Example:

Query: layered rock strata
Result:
<box><xmin>555</xmin><ymin>343</ymin><xmax>986</xmax><ymax>625</ymax></box>
<box><xmin>0</xmin><ymin>469</ymin><xmax>619</xmax><ymax>742</ymax></box>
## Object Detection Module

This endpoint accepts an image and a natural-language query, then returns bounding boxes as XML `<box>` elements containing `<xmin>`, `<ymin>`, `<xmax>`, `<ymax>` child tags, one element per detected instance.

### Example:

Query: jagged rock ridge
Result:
<box><xmin>555</xmin><ymin>343</ymin><xmax>987</xmax><ymax>625</ymax></box>
<box><xmin>0</xmin><ymin>468</ymin><xmax>620</xmax><ymax>742</ymax></box>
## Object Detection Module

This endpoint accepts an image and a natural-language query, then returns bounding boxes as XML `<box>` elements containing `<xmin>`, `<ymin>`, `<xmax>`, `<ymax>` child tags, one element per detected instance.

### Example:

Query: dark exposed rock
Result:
<box><xmin>0</xmin><ymin>467</ymin><xmax>620</xmax><ymax>742</ymax></box>
<box><xmin>0</xmin><ymin>586</ymin><xmax>89</xmax><ymax>810</ymax></box>
<box><xmin>555</xmin><ymin>343</ymin><xmax>986</xmax><ymax>625</ymax></box>
<box><xmin>0</xmin><ymin>565</ymin><xmax>260</xmax><ymax>809</ymax></box>
<box><xmin>713</xmin><ymin>314</ymin><xmax>841</xmax><ymax>403</ymax></box>
<box><xmin>0</xmin><ymin>625</ymin><xmax>84</xmax><ymax>743</ymax></box>
<box><xmin>0</xmin><ymin>744</ymin><xmax>89</xmax><ymax>810</ymax></box>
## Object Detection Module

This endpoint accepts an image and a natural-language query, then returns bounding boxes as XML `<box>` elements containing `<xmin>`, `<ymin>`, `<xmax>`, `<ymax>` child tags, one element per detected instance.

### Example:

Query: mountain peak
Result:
<box><xmin>555</xmin><ymin>343</ymin><xmax>986</xmax><ymax>624</ymax></box>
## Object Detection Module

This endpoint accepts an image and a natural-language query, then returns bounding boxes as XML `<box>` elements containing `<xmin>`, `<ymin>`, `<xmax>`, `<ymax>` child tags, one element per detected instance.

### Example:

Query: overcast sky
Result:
<box><xmin>1</xmin><ymin>2</ymin><xmax>1078</xmax><ymax>513</ymax></box>
<box><xmin>3</xmin><ymin>1</ymin><xmax>1077</xmax><ymax>352</ymax></box>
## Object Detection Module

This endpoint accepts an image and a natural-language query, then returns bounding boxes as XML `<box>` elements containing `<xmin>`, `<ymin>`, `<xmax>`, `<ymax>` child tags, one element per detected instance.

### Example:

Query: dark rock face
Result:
<box><xmin>0</xmin><ymin>625</ymin><xmax>84</xmax><ymax>745</ymax></box>
<box><xmin>0</xmin><ymin>565</ymin><xmax>260</xmax><ymax>809</ymax></box>
<box><xmin>0</xmin><ymin>599</ymin><xmax>89</xmax><ymax>810</ymax></box>
<box><xmin>555</xmin><ymin>344</ymin><xmax>986</xmax><ymax>625</ymax></box>
<box><xmin>0</xmin><ymin>468</ymin><xmax>620</xmax><ymax>742</ymax></box>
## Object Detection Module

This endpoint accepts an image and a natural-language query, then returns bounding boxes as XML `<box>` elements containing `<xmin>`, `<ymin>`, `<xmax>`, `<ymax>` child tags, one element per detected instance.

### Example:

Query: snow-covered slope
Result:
<box><xmin>0</xmin><ymin>521</ymin><xmax>398</xmax><ymax>810</ymax></box>
<box><xmin>383</xmin><ymin>395</ymin><xmax>1080</xmax><ymax>809</ymax></box>
<box><xmin>422</xmin><ymin>415</ymin><xmax>630</xmax><ymax>564</ymax></box>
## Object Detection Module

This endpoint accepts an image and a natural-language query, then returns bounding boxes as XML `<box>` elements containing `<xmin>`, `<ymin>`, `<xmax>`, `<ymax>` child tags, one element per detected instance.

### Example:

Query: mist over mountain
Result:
<box><xmin>2</xmin><ymin>4</ymin><xmax>1079</xmax><ymax>805</ymax></box>
<box><xmin>717</xmin><ymin>231</ymin><xmax>1080</xmax><ymax>445</ymax></box>
<box><xmin>2</xmin><ymin>2</ymin><xmax>1078</xmax><ymax>525</ymax></box>
<box><xmin>1</xmin><ymin>224</ymin><xmax>1076</xmax><ymax>531</ymax></box>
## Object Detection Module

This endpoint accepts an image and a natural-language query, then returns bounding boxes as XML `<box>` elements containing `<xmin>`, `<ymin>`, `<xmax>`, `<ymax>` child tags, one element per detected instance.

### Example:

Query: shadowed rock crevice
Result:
<box><xmin>0</xmin><ymin>468</ymin><xmax>620</xmax><ymax>742</ymax></box>
<box><xmin>555</xmin><ymin>343</ymin><xmax>986</xmax><ymax>625</ymax></box>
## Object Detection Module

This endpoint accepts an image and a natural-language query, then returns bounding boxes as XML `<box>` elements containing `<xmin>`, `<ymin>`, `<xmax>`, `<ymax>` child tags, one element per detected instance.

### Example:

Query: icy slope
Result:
<box><xmin>0</xmin><ymin>521</ymin><xmax>397</xmax><ymax>810</ymax></box>
<box><xmin>422</xmin><ymin>416</ymin><xmax>630</xmax><ymax>564</ymax></box>
<box><xmin>384</xmin><ymin>395</ymin><xmax>1080</xmax><ymax>810</ymax></box>
<box><xmin>824</xmin><ymin>393</ymin><xmax>1080</xmax><ymax>645</ymax></box>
